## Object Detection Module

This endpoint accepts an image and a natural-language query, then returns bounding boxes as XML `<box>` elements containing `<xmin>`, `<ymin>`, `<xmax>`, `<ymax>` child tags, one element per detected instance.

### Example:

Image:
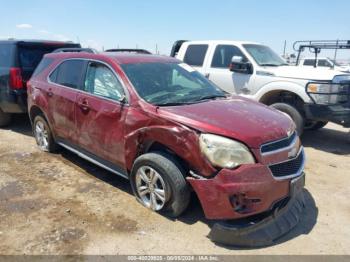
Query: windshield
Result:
<box><xmin>121</xmin><ymin>62</ymin><xmax>227</xmax><ymax>106</ymax></box>
<box><xmin>243</xmin><ymin>44</ymin><xmax>288</xmax><ymax>66</ymax></box>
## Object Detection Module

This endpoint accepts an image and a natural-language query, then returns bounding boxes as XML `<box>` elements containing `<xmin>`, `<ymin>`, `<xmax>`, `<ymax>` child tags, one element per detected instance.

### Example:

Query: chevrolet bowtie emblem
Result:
<box><xmin>288</xmin><ymin>147</ymin><xmax>298</xmax><ymax>159</ymax></box>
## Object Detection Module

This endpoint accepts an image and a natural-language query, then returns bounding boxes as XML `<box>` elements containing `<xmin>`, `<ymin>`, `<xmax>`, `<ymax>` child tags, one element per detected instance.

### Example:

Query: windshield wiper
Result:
<box><xmin>260</xmin><ymin>63</ymin><xmax>281</xmax><ymax>67</ymax></box>
<box><xmin>154</xmin><ymin>101</ymin><xmax>194</xmax><ymax>106</ymax></box>
<box><xmin>260</xmin><ymin>63</ymin><xmax>289</xmax><ymax>67</ymax></box>
<box><xmin>196</xmin><ymin>94</ymin><xmax>227</xmax><ymax>102</ymax></box>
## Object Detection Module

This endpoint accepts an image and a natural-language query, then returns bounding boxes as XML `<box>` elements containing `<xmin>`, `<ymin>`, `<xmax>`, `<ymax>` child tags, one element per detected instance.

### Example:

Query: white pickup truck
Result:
<box><xmin>298</xmin><ymin>57</ymin><xmax>350</xmax><ymax>73</ymax></box>
<box><xmin>171</xmin><ymin>40</ymin><xmax>350</xmax><ymax>134</ymax></box>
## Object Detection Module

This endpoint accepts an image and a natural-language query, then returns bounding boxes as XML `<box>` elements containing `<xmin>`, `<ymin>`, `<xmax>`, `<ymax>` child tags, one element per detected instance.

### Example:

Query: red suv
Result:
<box><xmin>27</xmin><ymin>50</ymin><xmax>306</xmax><ymax>247</ymax></box>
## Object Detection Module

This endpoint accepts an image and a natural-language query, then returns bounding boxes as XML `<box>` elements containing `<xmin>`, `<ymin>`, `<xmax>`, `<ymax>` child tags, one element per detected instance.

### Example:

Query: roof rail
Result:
<box><xmin>293</xmin><ymin>40</ymin><xmax>350</xmax><ymax>66</ymax></box>
<box><xmin>105</xmin><ymin>49</ymin><xmax>152</xmax><ymax>54</ymax></box>
<box><xmin>53</xmin><ymin>48</ymin><xmax>98</xmax><ymax>54</ymax></box>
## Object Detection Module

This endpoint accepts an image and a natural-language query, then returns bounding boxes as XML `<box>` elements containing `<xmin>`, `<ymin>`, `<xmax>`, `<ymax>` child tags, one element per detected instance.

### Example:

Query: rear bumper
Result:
<box><xmin>304</xmin><ymin>103</ymin><xmax>350</xmax><ymax>127</ymax></box>
<box><xmin>0</xmin><ymin>89</ymin><xmax>27</xmax><ymax>113</ymax></box>
<box><xmin>187</xmin><ymin>164</ymin><xmax>301</xmax><ymax>220</ymax></box>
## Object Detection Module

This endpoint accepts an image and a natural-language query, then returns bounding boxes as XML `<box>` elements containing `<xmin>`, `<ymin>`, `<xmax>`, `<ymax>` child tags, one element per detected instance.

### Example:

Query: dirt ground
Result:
<box><xmin>0</xmin><ymin>115</ymin><xmax>349</xmax><ymax>255</ymax></box>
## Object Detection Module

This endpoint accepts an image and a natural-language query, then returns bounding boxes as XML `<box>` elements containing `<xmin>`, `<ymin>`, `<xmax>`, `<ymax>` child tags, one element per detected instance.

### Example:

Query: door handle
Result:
<box><xmin>47</xmin><ymin>88</ymin><xmax>53</xmax><ymax>97</ymax></box>
<box><xmin>78</xmin><ymin>99</ymin><xmax>90</xmax><ymax>112</ymax></box>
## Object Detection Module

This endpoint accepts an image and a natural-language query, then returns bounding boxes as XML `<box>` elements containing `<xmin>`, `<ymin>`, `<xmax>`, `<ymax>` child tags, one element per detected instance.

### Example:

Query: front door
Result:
<box><xmin>75</xmin><ymin>61</ymin><xmax>128</xmax><ymax>168</ymax></box>
<box><xmin>206</xmin><ymin>44</ymin><xmax>255</xmax><ymax>95</ymax></box>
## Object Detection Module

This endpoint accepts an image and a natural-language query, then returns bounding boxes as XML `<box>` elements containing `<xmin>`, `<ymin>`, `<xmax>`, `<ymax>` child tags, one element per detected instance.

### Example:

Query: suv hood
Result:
<box><xmin>158</xmin><ymin>97</ymin><xmax>294</xmax><ymax>149</ymax></box>
<box><xmin>265</xmin><ymin>65</ymin><xmax>348</xmax><ymax>81</ymax></box>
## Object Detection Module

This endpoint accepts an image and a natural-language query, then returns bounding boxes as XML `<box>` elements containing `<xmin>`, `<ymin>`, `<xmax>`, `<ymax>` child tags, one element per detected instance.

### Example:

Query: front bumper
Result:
<box><xmin>304</xmin><ymin>103</ymin><xmax>350</xmax><ymax>127</ymax></box>
<box><xmin>187</xmin><ymin>164</ymin><xmax>296</xmax><ymax>220</ymax></box>
<box><xmin>209</xmin><ymin>186</ymin><xmax>305</xmax><ymax>247</ymax></box>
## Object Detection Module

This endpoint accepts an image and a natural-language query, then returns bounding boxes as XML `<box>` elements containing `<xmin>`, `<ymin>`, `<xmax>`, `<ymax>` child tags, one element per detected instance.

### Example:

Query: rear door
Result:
<box><xmin>182</xmin><ymin>44</ymin><xmax>209</xmax><ymax>75</ymax></box>
<box><xmin>75</xmin><ymin>61</ymin><xmax>128</xmax><ymax>168</ymax></box>
<box><xmin>47</xmin><ymin>59</ymin><xmax>86</xmax><ymax>142</ymax></box>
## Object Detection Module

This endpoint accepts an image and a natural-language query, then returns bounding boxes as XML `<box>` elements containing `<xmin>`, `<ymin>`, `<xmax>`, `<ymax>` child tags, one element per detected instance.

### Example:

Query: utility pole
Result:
<box><xmin>283</xmin><ymin>40</ymin><xmax>287</xmax><ymax>58</ymax></box>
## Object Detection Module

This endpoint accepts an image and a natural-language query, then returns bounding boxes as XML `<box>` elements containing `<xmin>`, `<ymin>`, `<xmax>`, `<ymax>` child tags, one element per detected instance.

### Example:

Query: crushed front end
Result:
<box><xmin>304</xmin><ymin>75</ymin><xmax>350</xmax><ymax>127</ymax></box>
<box><xmin>187</xmin><ymin>132</ymin><xmax>306</xmax><ymax>247</ymax></box>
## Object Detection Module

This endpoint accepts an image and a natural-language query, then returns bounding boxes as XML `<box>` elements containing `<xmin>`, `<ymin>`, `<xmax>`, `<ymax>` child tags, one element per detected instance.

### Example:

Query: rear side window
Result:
<box><xmin>18</xmin><ymin>46</ymin><xmax>52</xmax><ymax>71</ymax></box>
<box><xmin>183</xmin><ymin>45</ymin><xmax>208</xmax><ymax>66</ymax></box>
<box><xmin>0</xmin><ymin>44</ymin><xmax>14</xmax><ymax>67</ymax></box>
<box><xmin>32</xmin><ymin>57</ymin><xmax>54</xmax><ymax>77</ymax></box>
<box><xmin>50</xmin><ymin>60</ymin><xmax>85</xmax><ymax>89</ymax></box>
<box><xmin>303</xmin><ymin>59</ymin><xmax>315</xmax><ymax>66</ymax></box>
<box><xmin>211</xmin><ymin>45</ymin><xmax>246</xmax><ymax>68</ymax></box>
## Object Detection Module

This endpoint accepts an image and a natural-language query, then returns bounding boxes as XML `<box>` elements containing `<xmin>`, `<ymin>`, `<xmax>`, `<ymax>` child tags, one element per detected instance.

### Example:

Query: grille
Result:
<box><xmin>269</xmin><ymin>150</ymin><xmax>304</xmax><ymax>178</ymax></box>
<box><xmin>261</xmin><ymin>132</ymin><xmax>297</xmax><ymax>154</ymax></box>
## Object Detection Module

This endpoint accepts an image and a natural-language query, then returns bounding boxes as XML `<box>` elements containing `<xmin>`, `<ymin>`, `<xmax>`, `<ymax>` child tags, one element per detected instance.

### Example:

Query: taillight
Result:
<box><xmin>9</xmin><ymin>67</ymin><xmax>24</xmax><ymax>89</ymax></box>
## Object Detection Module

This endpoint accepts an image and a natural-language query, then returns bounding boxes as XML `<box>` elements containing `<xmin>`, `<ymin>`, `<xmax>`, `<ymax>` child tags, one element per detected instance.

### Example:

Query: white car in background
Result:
<box><xmin>171</xmin><ymin>40</ymin><xmax>350</xmax><ymax>134</ymax></box>
<box><xmin>298</xmin><ymin>57</ymin><xmax>350</xmax><ymax>72</ymax></box>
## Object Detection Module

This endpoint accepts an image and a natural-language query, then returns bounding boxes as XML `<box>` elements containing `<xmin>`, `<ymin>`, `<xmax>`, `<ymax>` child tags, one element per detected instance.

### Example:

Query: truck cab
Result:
<box><xmin>298</xmin><ymin>57</ymin><xmax>350</xmax><ymax>73</ymax></box>
<box><xmin>172</xmin><ymin>40</ymin><xmax>350</xmax><ymax>134</ymax></box>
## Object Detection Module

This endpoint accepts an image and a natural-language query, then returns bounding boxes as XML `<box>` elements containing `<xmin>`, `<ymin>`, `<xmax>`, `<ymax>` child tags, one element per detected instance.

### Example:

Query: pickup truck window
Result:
<box><xmin>211</xmin><ymin>45</ymin><xmax>246</xmax><ymax>68</ymax></box>
<box><xmin>184</xmin><ymin>45</ymin><xmax>208</xmax><ymax>66</ymax></box>
<box><xmin>243</xmin><ymin>44</ymin><xmax>287</xmax><ymax>66</ymax></box>
<box><xmin>303</xmin><ymin>59</ymin><xmax>315</xmax><ymax>66</ymax></box>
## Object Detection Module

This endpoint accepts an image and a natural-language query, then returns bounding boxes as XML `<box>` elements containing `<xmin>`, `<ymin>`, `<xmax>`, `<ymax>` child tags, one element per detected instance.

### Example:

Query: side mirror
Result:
<box><xmin>229</xmin><ymin>56</ymin><xmax>253</xmax><ymax>74</ymax></box>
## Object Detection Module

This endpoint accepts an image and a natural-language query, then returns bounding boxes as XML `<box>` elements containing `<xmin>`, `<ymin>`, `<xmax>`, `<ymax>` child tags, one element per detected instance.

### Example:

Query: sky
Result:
<box><xmin>1</xmin><ymin>0</ymin><xmax>349</xmax><ymax>58</ymax></box>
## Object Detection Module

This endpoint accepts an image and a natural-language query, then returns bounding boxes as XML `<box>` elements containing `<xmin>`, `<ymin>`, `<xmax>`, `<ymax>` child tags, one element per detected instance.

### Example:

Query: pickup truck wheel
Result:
<box><xmin>33</xmin><ymin>115</ymin><xmax>57</xmax><ymax>152</ymax></box>
<box><xmin>270</xmin><ymin>103</ymin><xmax>304</xmax><ymax>135</ymax></box>
<box><xmin>305</xmin><ymin>121</ymin><xmax>328</xmax><ymax>130</ymax></box>
<box><xmin>130</xmin><ymin>152</ymin><xmax>190</xmax><ymax>218</ymax></box>
<box><xmin>0</xmin><ymin>109</ymin><xmax>11</xmax><ymax>127</ymax></box>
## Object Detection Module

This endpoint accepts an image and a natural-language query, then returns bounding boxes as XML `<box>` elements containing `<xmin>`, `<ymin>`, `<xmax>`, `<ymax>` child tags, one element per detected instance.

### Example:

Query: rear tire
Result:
<box><xmin>270</xmin><ymin>103</ymin><xmax>304</xmax><ymax>136</ymax></box>
<box><xmin>130</xmin><ymin>152</ymin><xmax>190</xmax><ymax>218</ymax></box>
<box><xmin>33</xmin><ymin>115</ymin><xmax>57</xmax><ymax>152</ymax></box>
<box><xmin>0</xmin><ymin>108</ymin><xmax>11</xmax><ymax>127</ymax></box>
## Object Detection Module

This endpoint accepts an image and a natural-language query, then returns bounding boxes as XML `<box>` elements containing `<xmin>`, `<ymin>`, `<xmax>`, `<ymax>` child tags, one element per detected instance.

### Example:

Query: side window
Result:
<box><xmin>211</xmin><ymin>45</ymin><xmax>246</xmax><ymax>68</ymax></box>
<box><xmin>303</xmin><ymin>59</ymin><xmax>315</xmax><ymax>66</ymax></box>
<box><xmin>183</xmin><ymin>45</ymin><xmax>208</xmax><ymax>66</ymax></box>
<box><xmin>84</xmin><ymin>62</ymin><xmax>124</xmax><ymax>101</ymax></box>
<box><xmin>318</xmin><ymin>60</ymin><xmax>331</xmax><ymax>67</ymax></box>
<box><xmin>50</xmin><ymin>60</ymin><xmax>85</xmax><ymax>89</ymax></box>
<box><xmin>32</xmin><ymin>57</ymin><xmax>54</xmax><ymax>77</ymax></box>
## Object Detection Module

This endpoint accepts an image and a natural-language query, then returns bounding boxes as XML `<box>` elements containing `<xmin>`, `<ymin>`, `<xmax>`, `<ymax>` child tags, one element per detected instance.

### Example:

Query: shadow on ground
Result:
<box><xmin>213</xmin><ymin>189</ymin><xmax>318</xmax><ymax>249</ymax></box>
<box><xmin>302</xmin><ymin>127</ymin><xmax>350</xmax><ymax>155</ymax></box>
<box><xmin>3</xmin><ymin>114</ymin><xmax>32</xmax><ymax>137</ymax></box>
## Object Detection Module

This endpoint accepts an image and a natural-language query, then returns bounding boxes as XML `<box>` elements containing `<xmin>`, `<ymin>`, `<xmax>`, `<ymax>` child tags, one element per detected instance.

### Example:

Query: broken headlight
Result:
<box><xmin>199</xmin><ymin>134</ymin><xmax>255</xmax><ymax>169</ymax></box>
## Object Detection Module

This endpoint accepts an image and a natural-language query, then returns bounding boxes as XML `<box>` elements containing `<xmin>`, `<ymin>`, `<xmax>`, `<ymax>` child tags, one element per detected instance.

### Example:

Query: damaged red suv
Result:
<box><xmin>27</xmin><ymin>50</ymin><xmax>306</xmax><ymax>247</ymax></box>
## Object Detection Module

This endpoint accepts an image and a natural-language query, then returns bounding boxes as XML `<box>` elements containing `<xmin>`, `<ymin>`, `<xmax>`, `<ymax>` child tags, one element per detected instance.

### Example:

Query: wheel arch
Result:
<box><xmin>124</xmin><ymin>125</ymin><xmax>215</xmax><ymax>177</ymax></box>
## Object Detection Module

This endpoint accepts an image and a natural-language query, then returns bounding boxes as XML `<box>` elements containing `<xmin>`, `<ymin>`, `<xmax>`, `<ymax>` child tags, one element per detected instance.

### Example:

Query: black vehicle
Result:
<box><xmin>0</xmin><ymin>40</ymin><xmax>81</xmax><ymax>126</ymax></box>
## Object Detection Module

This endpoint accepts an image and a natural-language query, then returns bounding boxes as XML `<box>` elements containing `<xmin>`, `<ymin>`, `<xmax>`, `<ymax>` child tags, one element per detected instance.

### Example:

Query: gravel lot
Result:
<box><xmin>0</xmin><ymin>115</ymin><xmax>349</xmax><ymax>255</ymax></box>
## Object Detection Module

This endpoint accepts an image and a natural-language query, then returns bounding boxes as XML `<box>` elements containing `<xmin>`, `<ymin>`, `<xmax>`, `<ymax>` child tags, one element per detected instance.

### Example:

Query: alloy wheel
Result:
<box><xmin>135</xmin><ymin>166</ymin><xmax>167</xmax><ymax>211</ymax></box>
<box><xmin>35</xmin><ymin>120</ymin><xmax>49</xmax><ymax>151</ymax></box>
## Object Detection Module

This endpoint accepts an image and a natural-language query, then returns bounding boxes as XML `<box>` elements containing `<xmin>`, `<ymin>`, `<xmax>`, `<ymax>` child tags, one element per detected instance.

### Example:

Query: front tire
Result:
<box><xmin>33</xmin><ymin>115</ymin><xmax>57</xmax><ymax>152</ymax></box>
<box><xmin>0</xmin><ymin>108</ymin><xmax>11</xmax><ymax>127</ymax></box>
<box><xmin>270</xmin><ymin>103</ymin><xmax>304</xmax><ymax>136</ymax></box>
<box><xmin>130</xmin><ymin>152</ymin><xmax>190</xmax><ymax>218</ymax></box>
<box><xmin>305</xmin><ymin>121</ymin><xmax>328</xmax><ymax>131</ymax></box>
